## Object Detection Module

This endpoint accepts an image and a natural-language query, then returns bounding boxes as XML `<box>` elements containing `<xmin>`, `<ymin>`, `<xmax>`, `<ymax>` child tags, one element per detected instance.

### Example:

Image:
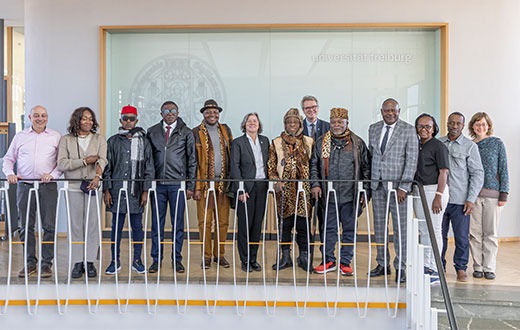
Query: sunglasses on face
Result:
<box><xmin>161</xmin><ymin>108</ymin><xmax>178</xmax><ymax>115</ymax></box>
<box><xmin>121</xmin><ymin>115</ymin><xmax>137</xmax><ymax>122</ymax></box>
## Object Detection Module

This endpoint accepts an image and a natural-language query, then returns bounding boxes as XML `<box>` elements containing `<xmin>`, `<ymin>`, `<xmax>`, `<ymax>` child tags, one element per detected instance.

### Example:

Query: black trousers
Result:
<box><xmin>237</xmin><ymin>182</ymin><xmax>267</xmax><ymax>264</ymax></box>
<box><xmin>17</xmin><ymin>182</ymin><xmax>58</xmax><ymax>267</ymax></box>
<box><xmin>280</xmin><ymin>215</ymin><xmax>310</xmax><ymax>252</ymax></box>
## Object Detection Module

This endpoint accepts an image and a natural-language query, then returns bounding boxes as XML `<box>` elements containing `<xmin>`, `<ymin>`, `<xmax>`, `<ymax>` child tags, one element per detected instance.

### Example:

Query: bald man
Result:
<box><xmin>3</xmin><ymin>105</ymin><xmax>62</xmax><ymax>278</ymax></box>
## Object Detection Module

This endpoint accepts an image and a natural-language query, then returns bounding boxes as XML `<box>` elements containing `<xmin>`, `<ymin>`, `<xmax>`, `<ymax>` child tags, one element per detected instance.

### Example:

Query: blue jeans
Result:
<box><xmin>324</xmin><ymin>201</ymin><xmax>355</xmax><ymax>265</ymax></box>
<box><xmin>150</xmin><ymin>184</ymin><xmax>186</xmax><ymax>262</ymax></box>
<box><xmin>441</xmin><ymin>203</ymin><xmax>470</xmax><ymax>271</ymax></box>
<box><xmin>110</xmin><ymin>212</ymin><xmax>144</xmax><ymax>262</ymax></box>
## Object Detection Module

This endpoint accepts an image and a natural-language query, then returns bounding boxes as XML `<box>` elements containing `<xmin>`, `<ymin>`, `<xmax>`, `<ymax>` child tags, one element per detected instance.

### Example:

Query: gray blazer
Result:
<box><xmin>368</xmin><ymin>119</ymin><xmax>419</xmax><ymax>192</ymax></box>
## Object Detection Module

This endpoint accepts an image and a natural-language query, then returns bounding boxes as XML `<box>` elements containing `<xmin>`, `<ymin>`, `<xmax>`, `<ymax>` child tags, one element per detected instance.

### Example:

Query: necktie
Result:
<box><xmin>165</xmin><ymin>125</ymin><xmax>171</xmax><ymax>144</ymax></box>
<box><xmin>380</xmin><ymin>125</ymin><xmax>390</xmax><ymax>154</ymax></box>
<box><xmin>310</xmin><ymin>123</ymin><xmax>316</xmax><ymax>140</ymax></box>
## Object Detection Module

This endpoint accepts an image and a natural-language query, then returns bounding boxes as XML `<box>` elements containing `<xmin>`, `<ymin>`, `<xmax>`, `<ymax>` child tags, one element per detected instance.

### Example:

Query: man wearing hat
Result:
<box><xmin>192</xmin><ymin>99</ymin><xmax>233</xmax><ymax>269</ymax></box>
<box><xmin>310</xmin><ymin>107</ymin><xmax>371</xmax><ymax>275</ymax></box>
<box><xmin>147</xmin><ymin>101</ymin><xmax>196</xmax><ymax>273</ymax></box>
<box><xmin>268</xmin><ymin>108</ymin><xmax>314</xmax><ymax>271</ymax></box>
<box><xmin>103</xmin><ymin>105</ymin><xmax>154</xmax><ymax>274</ymax></box>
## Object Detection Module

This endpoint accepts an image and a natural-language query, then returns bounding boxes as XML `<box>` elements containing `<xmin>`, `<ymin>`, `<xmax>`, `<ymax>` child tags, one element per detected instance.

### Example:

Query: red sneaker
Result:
<box><xmin>340</xmin><ymin>263</ymin><xmax>353</xmax><ymax>276</ymax></box>
<box><xmin>314</xmin><ymin>261</ymin><xmax>337</xmax><ymax>274</ymax></box>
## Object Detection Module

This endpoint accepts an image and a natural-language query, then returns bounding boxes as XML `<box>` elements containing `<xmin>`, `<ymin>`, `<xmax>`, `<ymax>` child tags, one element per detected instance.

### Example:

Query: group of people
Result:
<box><xmin>2</xmin><ymin>96</ymin><xmax>509</xmax><ymax>284</ymax></box>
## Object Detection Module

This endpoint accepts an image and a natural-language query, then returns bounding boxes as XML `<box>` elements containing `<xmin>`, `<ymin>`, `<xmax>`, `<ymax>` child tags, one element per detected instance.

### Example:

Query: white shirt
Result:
<box><xmin>163</xmin><ymin>121</ymin><xmax>177</xmax><ymax>137</ymax></box>
<box><xmin>246</xmin><ymin>134</ymin><xmax>265</xmax><ymax>179</ymax></box>
<box><xmin>379</xmin><ymin>122</ymin><xmax>397</xmax><ymax>149</ymax></box>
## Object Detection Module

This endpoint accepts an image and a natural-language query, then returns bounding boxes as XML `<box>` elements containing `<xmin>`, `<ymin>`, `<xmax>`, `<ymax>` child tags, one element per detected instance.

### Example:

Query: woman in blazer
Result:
<box><xmin>58</xmin><ymin>107</ymin><xmax>107</xmax><ymax>279</ymax></box>
<box><xmin>230</xmin><ymin>113</ymin><xmax>269</xmax><ymax>272</ymax></box>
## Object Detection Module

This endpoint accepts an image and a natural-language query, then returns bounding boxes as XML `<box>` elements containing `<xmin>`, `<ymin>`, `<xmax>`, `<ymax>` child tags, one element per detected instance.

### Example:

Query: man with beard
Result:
<box><xmin>103</xmin><ymin>105</ymin><xmax>154</xmax><ymax>275</ymax></box>
<box><xmin>310</xmin><ymin>107</ymin><xmax>371</xmax><ymax>275</ymax></box>
<box><xmin>268</xmin><ymin>108</ymin><xmax>314</xmax><ymax>271</ymax></box>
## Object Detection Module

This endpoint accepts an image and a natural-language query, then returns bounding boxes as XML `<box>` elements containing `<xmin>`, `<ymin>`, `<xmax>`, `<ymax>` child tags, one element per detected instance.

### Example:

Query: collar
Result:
<box><xmin>163</xmin><ymin>120</ymin><xmax>177</xmax><ymax>131</ymax></box>
<box><xmin>383</xmin><ymin>121</ymin><xmax>397</xmax><ymax>129</ymax></box>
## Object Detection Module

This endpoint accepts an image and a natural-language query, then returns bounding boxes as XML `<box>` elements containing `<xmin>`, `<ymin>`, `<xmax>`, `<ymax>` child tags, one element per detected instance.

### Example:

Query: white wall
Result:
<box><xmin>0</xmin><ymin>0</ymin><xmax>23</xmax><ymax>26</ymax></box>
<box><xmin>22</xmin><ymin>0</ymin><xmax>520</xmax><ymax>237</ymax></box>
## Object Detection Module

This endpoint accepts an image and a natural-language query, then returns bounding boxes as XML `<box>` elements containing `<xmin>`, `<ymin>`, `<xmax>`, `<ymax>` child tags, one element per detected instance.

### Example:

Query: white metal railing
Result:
<box><xmin>0</xmin><ymin>178</ymin><xmax>447</xmax><ymax>328</ymax></box>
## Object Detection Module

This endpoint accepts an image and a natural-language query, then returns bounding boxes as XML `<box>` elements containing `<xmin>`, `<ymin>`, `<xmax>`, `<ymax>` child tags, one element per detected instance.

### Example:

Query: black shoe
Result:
<box><xmin>71</xmin><ymin>262</ymin><xmax>85</xmax><ymax>279</ymax></box>
<box><xmin>175</xmin><ymin>261</ymin><xmax>185</xmax><ymax>273</ymax></box>
<box><xmin>472</xmin><ymin>270</ymin><xmax>484</xmax><ymax>278</ymax></box>
<box><xmin>250</xmin><ymin>261</ymin><xmax>262</xmax><ymax>272</ymax></box>
<box><xmin>272</xmin><ymin>250</ymin><xmax>293</xmax><ymax>271</ymax></box>
<box><xmin>297</xmin><ymin>251</ymin><xmax>312</xmax><ymax>272</ymax></box>
<box><xmin>87</xmin><ymin>262</ymin><xmax>97</xmax><ymax>278</ymax></box>
<box><xmin>369</xmin><ymin>264</ymin><xmax>390</xmax><ymax>277</ymax></box>
<box><xmin>40</xmin><ymin>264</ymin><xmax>52</xmax><ymax>278</ymax></box>
<box><xmin>484</xmin><ymin>271</ymin><xmax>496</xmax><ymax>280</ymax></box>
<box><xmin>18</xmin><ymin>264</ymin><xmax>37</xmax><ymax>278</ymax></box>
<box><xmin>202</xmin><ymin>258</ymin><xmax>211</xmax><ymax>269</ymax></box>
<box><xmin>241</xmin><ymin>262</ymin><xmax>252</xmax><ymax>273</ymax></box>
<box><xmin>214</xmin><ymin>256</ymin><xmax>230</xmax><ymax>268</ymax></box>
<box><xmin>148</xmin><ymin>261</ymin><xmax>160</xmax><ymax>273</ymax></box>
<box><xmin>395</xmin><ymin>269</ymin><xmax>406</xmax><ymax>283</ymax></box>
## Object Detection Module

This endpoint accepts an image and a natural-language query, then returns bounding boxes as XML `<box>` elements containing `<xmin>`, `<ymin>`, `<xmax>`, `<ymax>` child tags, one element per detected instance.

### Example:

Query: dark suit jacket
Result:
<box><xmin>230</xmin><ymin>134</ymin><xmax>270</xmax><ymax>195</ymax></box>
<box><xmin>303</xmin><ymin>118</ymin><xmax>330</xmax><ymax>139</ymax></box>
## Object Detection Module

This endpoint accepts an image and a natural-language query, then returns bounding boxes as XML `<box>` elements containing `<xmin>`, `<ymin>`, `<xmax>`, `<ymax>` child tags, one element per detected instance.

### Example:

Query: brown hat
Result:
<box><xmin>330</xmin><ymin>107</ymin><xmax>349</xmax><ymax>120</ymax></box>
<box><xmin>200</xmin><ymin>99</ymin><xmax>223</xmax><ymax>113</ymax></box>
<box><xmin>283</xmin><ymin>108</ymin><xmax>302</xmax><ymax>124</ymax></box>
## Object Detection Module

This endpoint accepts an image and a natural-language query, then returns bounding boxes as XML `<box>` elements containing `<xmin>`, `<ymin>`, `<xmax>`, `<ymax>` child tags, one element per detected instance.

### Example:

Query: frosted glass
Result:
<box><xmin>106</xmin><ymin>29</ymin><xmax>441</xmax><ymax>141</ymax></box>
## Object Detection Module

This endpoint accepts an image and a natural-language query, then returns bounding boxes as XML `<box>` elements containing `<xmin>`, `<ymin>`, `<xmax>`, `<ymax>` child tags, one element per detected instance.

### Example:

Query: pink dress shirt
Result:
<box><xmin>2</xmin><ymin>126</ymin><xmax>62</xmax><ymax>180</ymax></box>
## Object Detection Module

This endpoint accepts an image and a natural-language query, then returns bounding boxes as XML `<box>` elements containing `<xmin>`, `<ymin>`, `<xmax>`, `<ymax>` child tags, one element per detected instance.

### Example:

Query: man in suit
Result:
<box><xmin>301</xmin><ymin>95</ymin><xmax>330</xmax><ymax>265</ymax></box>
<box><xmin>368</xmin><ymin>98</ymin><xmax>418</xmax><ymax>283</ymax></box>
<box><xmin>229</xmin><ymin>113</ymin><xmax>269</xmax><ymax>272</ymax></box>
<box><xmin>301</xmin><ymin>95</ymin><xmax>330</xmax><ymax>140</ymax></box>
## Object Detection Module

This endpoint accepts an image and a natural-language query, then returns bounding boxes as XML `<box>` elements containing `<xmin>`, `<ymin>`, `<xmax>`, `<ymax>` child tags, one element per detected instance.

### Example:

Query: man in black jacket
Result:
<box><xmin>147</xmin><ymin>100</ymin><xmax>197</xmax><ymax>273</ymax></box>
<box><xmin>103</xmin><ymin>105</ymin><xmax>154</xmax><ymax>275</ymax></box>
<box><xmin>310</xmin><ymin>107</ymin><xmax>371</xmax><ymax>275</ymax></box>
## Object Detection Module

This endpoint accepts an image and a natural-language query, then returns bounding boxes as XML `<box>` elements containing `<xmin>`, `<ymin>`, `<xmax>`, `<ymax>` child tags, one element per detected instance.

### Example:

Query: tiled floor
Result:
<box><xmin>0</xmin><ymin>233</ymin><xmax>517</xmax><ymax>288</ymax></box>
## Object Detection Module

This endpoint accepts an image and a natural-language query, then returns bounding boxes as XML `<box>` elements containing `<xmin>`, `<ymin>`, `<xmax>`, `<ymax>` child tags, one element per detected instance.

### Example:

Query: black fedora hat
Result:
<box><xmin>200</xmin><ymin>99</ymin><xmax>223</xmax><ymax>113</ymax></box>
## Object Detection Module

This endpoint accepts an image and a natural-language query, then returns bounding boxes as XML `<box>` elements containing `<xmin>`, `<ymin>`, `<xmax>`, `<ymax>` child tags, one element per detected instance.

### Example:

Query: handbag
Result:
<box><xmin>80</xmin><ymin>180</ymin><xmax>91</xmax><ymax>194</ymax></box>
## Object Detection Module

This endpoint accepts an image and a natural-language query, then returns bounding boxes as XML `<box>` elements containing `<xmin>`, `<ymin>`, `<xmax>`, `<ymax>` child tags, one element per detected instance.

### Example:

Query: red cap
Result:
<box><xmin>121</xmin><ymin>105</ymin><xmax>138</xmax><ymax>116</ymax></box>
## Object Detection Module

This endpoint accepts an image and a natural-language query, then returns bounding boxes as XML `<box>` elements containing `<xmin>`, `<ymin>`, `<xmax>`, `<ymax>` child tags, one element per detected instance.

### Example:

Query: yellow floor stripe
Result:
<box><xmin>0</xmin><ymin>299</ymin><xmax>405</xmax><ymax>309</ymax></box>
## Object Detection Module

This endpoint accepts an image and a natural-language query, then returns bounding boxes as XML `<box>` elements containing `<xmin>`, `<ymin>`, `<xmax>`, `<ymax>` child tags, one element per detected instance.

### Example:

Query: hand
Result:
<box><xmin>7</xmin><ymin>174</ymin><xmax>18</xmax><ymax>184</ymax></box>
<box><xmin>103</xmin><ymin>190</ymin><xmax>112</xmax><ymax>207</ymax></box>
<box><xmin>397</xmin><ymin>189</ymin><xmax>407</xmax><ymax>204</ymax></box>
<box><xmin>359</xmin><ymin>195</ymin><xmax>366</xmax><ymax>208</ymax></box>
<box><xmin>193</xmin><ymin>190</ymin><xmax>201</xmax><ymax>201</ymax></box>
<box><xmin>463</xmin><ymin>201</ymin><xmax>475</xmax><ymax>215</ymax></box>
<box><xmin>311</xmin><ymin>187</ymin><xmax>322</xmax><ymax>200</ymax></box>
<box><xmin>84</xmin><ymin>155</ymin><xmax>99</xmax><ymax>165</ymax></box>
<box><xmin>186</xmin><ymin>190</ymin><xmax>194</xmax><ymax>200</ymax></box>
<box><xmin>140</xmin><ymin>191</ymin><xmax>148</xmax><ymax>207</ymax></box>
<box><xmin>40</xmin><ymin>173</ymin><xmax>53</xmax><ymax>183</ymax></box>
<box><xmin>274</xmin><ymin>182</ymin><xmax>285</xmax><ymax>193</ymax></box>
<box><xmin>87</xmin><ymin>177</ymin><xmax>100</xmax><ymax>190</ymax></box>
<box><xmin>432</xmin><ymin>195</ymin><xmax>443</xmax><ymax>214</ymax></box>
<box><xmin>238</xmin><ymin>192</ymin><xmax>249</xmax><ymax>203</ymax></box>
<box><xmin>498</xmin><ymin>201</ymin><xmax>506</xmax><ymax>207</ymax></box>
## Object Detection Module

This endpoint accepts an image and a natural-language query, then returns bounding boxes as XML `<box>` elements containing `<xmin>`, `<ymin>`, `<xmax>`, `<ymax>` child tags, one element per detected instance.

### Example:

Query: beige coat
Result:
<box><xmin>57</xmin><ymin>133</ymin><xmax>107</xmax><ymax>189</ymax></box>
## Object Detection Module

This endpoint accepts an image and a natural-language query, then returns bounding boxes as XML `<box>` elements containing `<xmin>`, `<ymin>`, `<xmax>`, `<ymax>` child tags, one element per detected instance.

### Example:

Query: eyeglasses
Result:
<box><xmin>161</xmin><ymin>108</ymin><xmax>178</xmax><ymax>115</ymax></box>
<box><xmin>121</xmin><ymin>115</ymin><xmax>137</xmax><ymax>122</ymax></box>
<box><xmin>416</xmin><ymin>125</ymin><xmax>432</xmax><ymax>131</ymax></box>
<box><xmin>303</xmin><ymin>105</ymin><xmax>318</xmax><ymax>111</ymax></box>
